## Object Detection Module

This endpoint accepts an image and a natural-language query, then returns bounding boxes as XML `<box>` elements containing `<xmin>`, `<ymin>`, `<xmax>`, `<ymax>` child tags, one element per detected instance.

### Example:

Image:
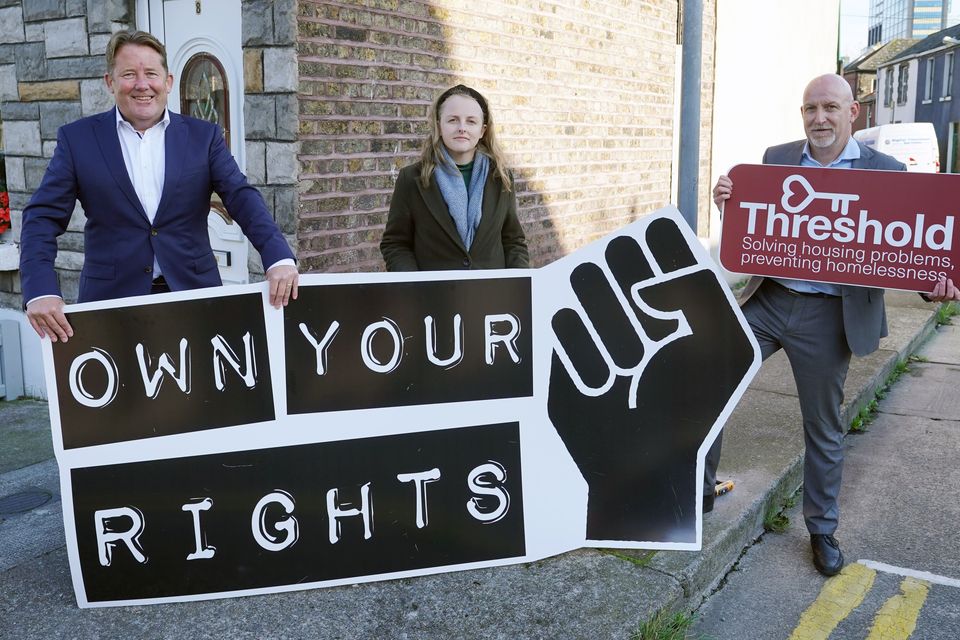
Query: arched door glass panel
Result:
<box><xmin>180</xmin><ymin>52</ymin><xmax>230</xmax><ymax>146</ymax></box>
<box><xmin>180</xmin><ymin>52</ymin><xmax>230</xmax><ymax>222</ymax></box>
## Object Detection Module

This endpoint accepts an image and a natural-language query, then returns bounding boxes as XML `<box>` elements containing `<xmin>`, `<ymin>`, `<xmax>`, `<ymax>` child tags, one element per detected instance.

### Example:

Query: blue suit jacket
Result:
<box><xmin>20</xmin><ymin>108</ymin><xmax>294</xmax><ymax>303</ymax></box>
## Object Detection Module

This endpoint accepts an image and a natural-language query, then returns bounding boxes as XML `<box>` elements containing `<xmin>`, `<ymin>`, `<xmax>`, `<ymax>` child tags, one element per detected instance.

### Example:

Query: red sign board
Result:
<box><xmin>718</xmin><ymin>164</ymin><xmax>959</xmax><ymax>292</ymax></box>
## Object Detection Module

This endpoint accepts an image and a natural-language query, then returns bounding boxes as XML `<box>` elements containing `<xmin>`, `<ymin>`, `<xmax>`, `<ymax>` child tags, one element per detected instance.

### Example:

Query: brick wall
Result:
<box><xmin>297</xmin><ymin>0</ymin><xmax>717</xmax><ymax>272</ymax></box>
<box><xmin>0</xmin><ymin>0</ymin><xmax>719</xmax><ymax>305</ymax></box>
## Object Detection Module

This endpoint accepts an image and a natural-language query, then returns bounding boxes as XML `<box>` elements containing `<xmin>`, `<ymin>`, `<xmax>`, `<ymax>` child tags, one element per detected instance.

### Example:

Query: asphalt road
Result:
<box><xmin>692</xmin><ymin>323</ymin><xmax>960</xmax><ymax>639</ymax></box>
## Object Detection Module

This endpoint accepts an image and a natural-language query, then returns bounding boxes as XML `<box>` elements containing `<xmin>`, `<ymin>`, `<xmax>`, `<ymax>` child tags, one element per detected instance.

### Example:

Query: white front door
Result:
<box><xmin>140</xmin><ymin>0</ymin><xmax>250</xmax><ymax>284</ymax></box>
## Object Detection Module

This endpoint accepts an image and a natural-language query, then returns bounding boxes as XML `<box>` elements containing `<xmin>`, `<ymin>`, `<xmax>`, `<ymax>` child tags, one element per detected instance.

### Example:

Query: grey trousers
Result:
<box><xmin>704</xmin><ymin>279</ymin><xmax>852</xmax><ymax>535</ymax></box>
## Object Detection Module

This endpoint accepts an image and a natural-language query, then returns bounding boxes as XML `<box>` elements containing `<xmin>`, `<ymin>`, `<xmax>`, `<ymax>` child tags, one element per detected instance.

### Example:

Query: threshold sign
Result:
<box><xmin>718</xmin><ymin>164</ymin><xmax>960</xmax><ymax>292</ymax></box>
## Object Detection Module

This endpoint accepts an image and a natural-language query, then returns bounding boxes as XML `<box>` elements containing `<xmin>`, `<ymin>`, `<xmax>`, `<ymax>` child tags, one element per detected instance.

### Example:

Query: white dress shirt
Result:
<box><xmin>116</xmin><ymin>107</ymin><xmax>169</xmax><ymax>277</ymax></box>
<box><xmin>114</xmin><ymin>108</ymin><xmax>293</xmax><ymax>275</ymax></box>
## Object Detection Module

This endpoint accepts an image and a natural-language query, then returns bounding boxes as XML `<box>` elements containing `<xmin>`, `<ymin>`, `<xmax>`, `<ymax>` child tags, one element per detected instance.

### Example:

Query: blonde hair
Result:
<box><xmin>106</xmin><ymin>30</ymin><xmax>168</xmax><ymax>74</ymax></box>
<box><xmin>419</xmin><ymin>84</ymin><xmax>512</xmax><ymax>191</ymax></box>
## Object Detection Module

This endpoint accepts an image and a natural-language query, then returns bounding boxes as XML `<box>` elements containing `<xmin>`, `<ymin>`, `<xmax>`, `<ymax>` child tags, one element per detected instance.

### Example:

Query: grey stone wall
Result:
<box><xmin>0</xmin><ymin>0</ymin><xmax>302</xmax><ymax>304</ymax></box>
<box><xmin>0</xmin><ymin>0</ymin><xmax>131</xmax><ymax>305</ymax></box>
<box><xmin>241</xmin><ymin>0</ymin><xmax>299</xmax><ymax>279</ymax></box>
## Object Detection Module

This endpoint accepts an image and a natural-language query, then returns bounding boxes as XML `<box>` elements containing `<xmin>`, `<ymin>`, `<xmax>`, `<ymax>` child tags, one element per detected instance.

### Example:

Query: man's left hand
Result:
<box><xmin>926</xmin><ymin>277</ymin><xmax>959</xmax><ymax>302</ymax></box>
<box><xmin>266</xmin><ymin>264</ymin><xmax>299</xmax><ymax>308</ymax></box>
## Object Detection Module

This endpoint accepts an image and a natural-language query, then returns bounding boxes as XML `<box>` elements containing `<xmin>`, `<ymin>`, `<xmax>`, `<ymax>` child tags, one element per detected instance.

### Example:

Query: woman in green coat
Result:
<box><xmin>380</xmin><ymin>84</ymin><xmax>529</xmax><ymax>271</ymax></box>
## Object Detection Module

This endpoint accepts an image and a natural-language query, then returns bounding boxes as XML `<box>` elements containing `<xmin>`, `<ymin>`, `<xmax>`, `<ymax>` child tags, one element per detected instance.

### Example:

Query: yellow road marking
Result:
<box><xmin>788</xmin><ymin>562</ymin><xmax>876</xmax><ymax>640</ymax></box>
<box><xmin>865</xmin><ymin>576</ymin><xmax>930</xmax><ymax>640</ymax></box>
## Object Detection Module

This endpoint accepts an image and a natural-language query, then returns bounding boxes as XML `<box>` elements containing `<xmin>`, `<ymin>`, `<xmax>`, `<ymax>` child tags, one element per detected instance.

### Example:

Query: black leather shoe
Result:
<box><xmin>810</xmin><ymin>534</ymin><xmax>844</xmax><ymax>576</ymax></box>
<box><xmin>702</xmin><ymin>492</ymin><xmax>715</xmax><ymax>513</ymax></box>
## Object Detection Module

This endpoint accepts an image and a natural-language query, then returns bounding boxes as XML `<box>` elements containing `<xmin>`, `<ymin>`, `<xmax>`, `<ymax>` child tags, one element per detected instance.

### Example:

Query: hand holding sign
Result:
<box><xmin>547</xmin><ymin>218</ymin><xmax>756</xmax><ymax>542</ymax></box>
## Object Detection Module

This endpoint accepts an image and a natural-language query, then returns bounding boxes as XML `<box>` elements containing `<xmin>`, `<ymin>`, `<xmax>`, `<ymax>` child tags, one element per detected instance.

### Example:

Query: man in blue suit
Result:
<box><xmin>711</xmin><ymin>74</ymin><xmax>958</xmax><ymax>577</ymax></box>
<box><xmin>20</xmin><ymin>30</ymin><xmax>298</xmax><ymax>343</ymax></box>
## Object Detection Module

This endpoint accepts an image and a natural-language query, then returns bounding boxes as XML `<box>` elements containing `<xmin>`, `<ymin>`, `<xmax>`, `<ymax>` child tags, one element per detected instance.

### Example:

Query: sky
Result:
<box><xmin>840</xmin><ymin>0</ymin><xmax>870</xmax><ymax>60</ymax></box>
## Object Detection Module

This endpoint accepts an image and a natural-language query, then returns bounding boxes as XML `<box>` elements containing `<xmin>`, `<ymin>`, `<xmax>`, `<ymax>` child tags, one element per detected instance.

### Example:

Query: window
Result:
<box><xmin>897</xmin><ymin>63</ymin><xmax>909</xmax><ymax>106</ymax></box>
<box><xmin>944</xmin><ymin>52</ymin><xmax>954</xmax><ymax>99</ymax></box>
<box><xmin>179</xmin><ymin>53</ymin><xmax>231</xmax><ymax>223</ymax></box>
<box><xmin>924</xmin><ymin>57</ymin><xmax>935</xmax><ymax>101</ymax></box>
<box><xmin>884</xmin><ymin>67</ymin><xmax>895</xmax><ymax>107</ymax></box>
<box><xmin>180</xmin><ymin>53</ymin><xmax>230</xmax><ymax>147</ymax></box>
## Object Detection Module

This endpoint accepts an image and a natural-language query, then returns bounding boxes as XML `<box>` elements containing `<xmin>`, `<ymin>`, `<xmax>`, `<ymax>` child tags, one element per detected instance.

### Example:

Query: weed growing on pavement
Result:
<box><xmin>849</xmin><ymin>399</ymin><xmax>878</xmax><ymax>433</ymax></box>
<box><xmin>763</xmin><ymin>488</ymin><xmax>800</xmax><ymax>533</ymax></box>
<box><xmin>632</xmin><ymin>609</ymin><xmax>695</xmax><ymax>640</ymax></box>
<box><xmin>936</xmin><ymin>301</ymin><xmax>959</xmax><ymax>326</ymax></box>
<box><xmin>849</xmin><ymin>355</ymin><xmax>918</xmax><ymax>433</ymax></box>
<box><xmin>763</xmin><ymin>510</ymin><xmax>790</xmax><ymax>533</ymax></box>
<box><xmin>601</xmin><ymin>548</ymin><xmax>657</xmax><ymax>567</ymax></box>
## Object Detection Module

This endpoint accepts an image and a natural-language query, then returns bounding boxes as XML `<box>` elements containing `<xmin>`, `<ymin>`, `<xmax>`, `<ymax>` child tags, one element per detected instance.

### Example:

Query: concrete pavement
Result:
<box><xmin>691</xmin><ymin>320</ymin><xmax>960</xmax><ymax>638</ymax></box>
<box><xmin>0</xmin><ymin>291</ymin><xmax>945</xmax><ymax>639</ymax></box>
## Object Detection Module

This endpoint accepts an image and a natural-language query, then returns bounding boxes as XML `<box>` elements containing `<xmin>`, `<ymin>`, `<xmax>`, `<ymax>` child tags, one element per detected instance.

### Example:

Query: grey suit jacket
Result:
<box><xmin>739</xmin><ymin>140</ymin><xmax>906</xmax><ymax>357</ymax></box>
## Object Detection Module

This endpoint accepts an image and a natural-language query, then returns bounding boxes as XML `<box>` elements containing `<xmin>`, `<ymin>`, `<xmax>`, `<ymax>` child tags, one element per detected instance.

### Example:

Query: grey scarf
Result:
<box><xmin>434</xmin><ymin>147</ymin><xmax>490</xmax><ymax>249</ymax></box>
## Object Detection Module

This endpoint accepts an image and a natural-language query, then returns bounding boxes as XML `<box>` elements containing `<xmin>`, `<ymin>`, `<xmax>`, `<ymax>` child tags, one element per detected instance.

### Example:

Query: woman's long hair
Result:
<box><xmin>419</xmin><ymin>84</ymin><xmax>512</xmax><ymax>191</ymax></box>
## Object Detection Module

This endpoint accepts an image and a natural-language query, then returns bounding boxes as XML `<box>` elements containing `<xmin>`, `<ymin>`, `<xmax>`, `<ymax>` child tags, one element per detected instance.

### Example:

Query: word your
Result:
<box><xmin>95</xmin><ymin>461</ymin><xmax>511</xmax><ymax>566</ymax></box>
<box><xmin>296</xmin><ymin>314</ymin><xmax>522</xmax><ymax>375</ymax></box>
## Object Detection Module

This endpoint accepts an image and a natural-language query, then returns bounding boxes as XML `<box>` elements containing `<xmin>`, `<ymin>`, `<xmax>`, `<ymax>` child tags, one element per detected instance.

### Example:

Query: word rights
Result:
<box><xmin>44</xmin><ymin>207</ymin><xmax>759</xmax><ymax>608</ymax></box>
<box><xmin>719</xmin><ymin>164</ymin><xmax>959</xmax><ymax>292</ymax></box>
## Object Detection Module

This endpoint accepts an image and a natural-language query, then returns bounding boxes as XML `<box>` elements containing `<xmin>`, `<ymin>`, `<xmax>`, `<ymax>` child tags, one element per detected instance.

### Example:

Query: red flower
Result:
<box><xmin>0</xmin><ymin>193</ymin><xmax>10</xmax><ymax>234</ymax></box>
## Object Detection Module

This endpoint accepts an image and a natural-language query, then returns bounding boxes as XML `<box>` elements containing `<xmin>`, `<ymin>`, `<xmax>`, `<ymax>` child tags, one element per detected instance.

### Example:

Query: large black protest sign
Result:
<box><xmin>43</xmin><ymin>207</ymin><xmax>760</xmax><ymax>608</ymax></box>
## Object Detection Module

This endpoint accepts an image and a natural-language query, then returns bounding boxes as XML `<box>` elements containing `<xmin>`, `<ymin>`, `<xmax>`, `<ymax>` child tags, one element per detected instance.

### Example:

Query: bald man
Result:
<box><xmin>710</xmin><ymin>74</ymin><xmax>958</xmax><ymax>577</ymax></box>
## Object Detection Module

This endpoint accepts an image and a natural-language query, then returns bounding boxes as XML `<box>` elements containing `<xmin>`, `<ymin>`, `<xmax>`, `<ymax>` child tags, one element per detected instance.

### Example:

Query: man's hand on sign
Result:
<box><xmin>547</xmin><ymin>218</ymin><xmax>755</xmax><ymax>543</ymax></box>
<box><xmin>26</xmin><ymin>297</ymin><xmax>73</xmax><ymax>343</ymax></box>
<box><xmin>926</xmin><ymin>277</ymin><xmax>960</xmax><ymax>302</ymax></box>
<box><xmin>266</xmin><ymin>263</ymin><xmax>299</xmax><ymax>309</ymax></box>
<box><xmin>713</xmin><ymin>175</ymin><xmax>732</xmax><ymax>209</ymax></box>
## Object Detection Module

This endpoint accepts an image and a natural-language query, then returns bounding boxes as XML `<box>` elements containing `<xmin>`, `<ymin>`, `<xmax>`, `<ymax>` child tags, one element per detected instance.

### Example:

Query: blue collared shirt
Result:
<box><xmin>773</xmin><ymin>137</ymin><xmax>861</xmax><ymax>296</ymax></box>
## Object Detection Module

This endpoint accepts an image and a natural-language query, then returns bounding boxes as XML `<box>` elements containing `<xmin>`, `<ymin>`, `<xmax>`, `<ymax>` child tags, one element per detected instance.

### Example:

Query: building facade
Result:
<box><xmin>916</xmin><ymin>44</ymin><xmax>960</xmax><ymax>170</ymax></box>
<box><xmin>0</xmin><ymin>0</ymin><xmax>717</xmax><ymax>396</ymax></box>
<box><xmin>868</xmin><ymin>0</ymin><xmax>953</xmax><ymax>45</ymax></box>
<box><xmin>844</xmin><ymin>38</ymin><xmax>919</xmax><ymax>131</ymax></box>
<box><xmin>873</xmin><ymin>22</ymin><xmax>960</xmax><ymax>170</ymax></box>
<box><xmin>876</xmin><ymin>53</ymin><xmax>921</xmax><ymax>124</ymax></box>
<box><xmin>901</xmin><ymin>24</ymin><xmax>960</xmax><ymax>170</ymax></box>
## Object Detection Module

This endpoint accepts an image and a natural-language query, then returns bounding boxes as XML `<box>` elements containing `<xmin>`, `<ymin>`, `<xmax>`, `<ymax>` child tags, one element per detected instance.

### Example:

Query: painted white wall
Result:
<box><xmin>876</xmin><ymin>58</ymin><xmax>920</xmax><ymax>124</ymax></box>
<box><xmin>0</xmin><ymin>308</ymin><xmax>46</xmax><ymax>398</ymax></box>
<box><xmin>709</xmin><ymin>0</ymin><xmax>841</xmax><ymax>277</ymax></box>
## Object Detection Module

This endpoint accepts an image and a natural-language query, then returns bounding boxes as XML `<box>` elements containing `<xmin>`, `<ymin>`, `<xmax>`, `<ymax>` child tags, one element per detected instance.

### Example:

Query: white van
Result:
<box><xmin>853</xmin><ymin>122</ymin><xmax>940</xmax><ymax>173</ymax></box>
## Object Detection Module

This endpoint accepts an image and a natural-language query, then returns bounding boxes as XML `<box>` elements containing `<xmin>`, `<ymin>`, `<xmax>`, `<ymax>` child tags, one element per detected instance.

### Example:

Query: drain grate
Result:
<box><xmin>0</xmin><ymin>489</ymin><xmax>53</xmax><ymax>515</ymax></box>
